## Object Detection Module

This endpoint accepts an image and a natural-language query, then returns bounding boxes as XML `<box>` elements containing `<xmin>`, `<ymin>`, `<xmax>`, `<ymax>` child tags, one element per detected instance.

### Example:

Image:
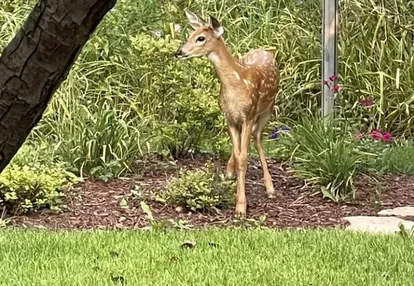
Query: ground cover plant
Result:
<box><xmin>0</xmin><ymin>144</ymin><xmax>78</xmax><ymax>215</ymax></box>
<box><xmin>0</xmin><ymin>229</ymin><xmax>414</xmax><ymax>285</ymax></box>
<box><xmin>155</xmin><ymin>162</ymin><xmax>235</xmax><ymax>211</ymax></box>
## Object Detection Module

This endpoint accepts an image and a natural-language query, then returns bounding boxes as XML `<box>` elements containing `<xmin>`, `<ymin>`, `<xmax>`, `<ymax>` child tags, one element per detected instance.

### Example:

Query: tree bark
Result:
<box><xmin>0</xmin><ymin>0</ymin><xmax>116</xmax><ymax>172</ymax></box>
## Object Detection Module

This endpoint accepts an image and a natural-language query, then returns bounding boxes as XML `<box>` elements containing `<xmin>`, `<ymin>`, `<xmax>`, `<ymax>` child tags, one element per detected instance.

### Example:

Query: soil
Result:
<box><xmin>9</xmin><ymin>156</ymin><xmax>414</xmax><ymax>230</ymax></box>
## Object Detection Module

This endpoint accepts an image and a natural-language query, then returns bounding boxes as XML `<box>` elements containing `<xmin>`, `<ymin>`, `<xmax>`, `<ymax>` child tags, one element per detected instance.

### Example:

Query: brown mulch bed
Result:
<box><xmin>9</xmin><ymin>156</ymin><xmax>414</xmax><ymax>230</ymax></box>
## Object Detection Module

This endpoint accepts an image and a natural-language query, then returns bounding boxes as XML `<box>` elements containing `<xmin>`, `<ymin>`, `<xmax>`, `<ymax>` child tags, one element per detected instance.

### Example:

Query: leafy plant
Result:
<box><xmin>139</xmin><ymin>201</ymin><xmax>194</xmax><ymax>231</ymax></box>
<box><xmin>1</xmin><ymin>0</ymin><xmax>413</xmax><ymax>179</ymax></box>
<box><xmin>0</xmin><ymin>142</ymin><xmax>78</xmax><ymax>214</ymax></box>
<box><xmin>127</xmin><ymin>33</ymin><xmax>227</xmax><ymax>158</ymax></box>
<box><xmin>277</xmin><ymin>112</ymin><xmax>367</xmax><ymax>201</ymax></box>
<box><xmin>0</xmin><ymin>164</ymin><xmax>74</xmax><ymax>214</ymax></box>
<box><xmin>44</xmin><ymin>98</ymin><xmax>147</xmax><ymax>181</ymax></box>
<box><xmin>372</xmin><ymin>140</ymin><xmax>414</xmax><ymax>174</ymax></box>
<box><xmin>156</xmin><ymin>162</ymin><xmax>235</xmax><ymax>211</ymax></box>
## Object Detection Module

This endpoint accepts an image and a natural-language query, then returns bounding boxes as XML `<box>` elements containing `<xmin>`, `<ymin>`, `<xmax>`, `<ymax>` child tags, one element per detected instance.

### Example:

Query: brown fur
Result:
<box><xmin>175</xmin><ymin>10</ymin><xmax>280</xmax><ymax>216</ymax></box>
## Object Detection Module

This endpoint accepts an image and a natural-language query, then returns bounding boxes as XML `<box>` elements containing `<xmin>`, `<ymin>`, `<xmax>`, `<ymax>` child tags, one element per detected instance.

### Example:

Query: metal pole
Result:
<box><xmin>322</xmin><ymin>0</ymin><xmax>339</xmax><ymax>119</ymax></box>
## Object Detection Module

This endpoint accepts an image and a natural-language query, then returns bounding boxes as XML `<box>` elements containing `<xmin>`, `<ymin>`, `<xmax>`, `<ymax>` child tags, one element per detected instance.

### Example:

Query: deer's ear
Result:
<box><xmin>185</xmin><ymin>9</ymin><xmax>205</xmax><ymax>30</ymax></box>
<box><xmin>209</xmin><ymin>15</ymin><xmax>224</xmax><ymax>37</ymax></box>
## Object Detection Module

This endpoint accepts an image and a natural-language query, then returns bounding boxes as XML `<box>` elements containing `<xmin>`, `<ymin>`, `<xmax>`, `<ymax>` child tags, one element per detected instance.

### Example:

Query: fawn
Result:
<box><xmin>174</xmin><ymin>10</ymin><xmax>280</xmax><ymax>216</ymax></box>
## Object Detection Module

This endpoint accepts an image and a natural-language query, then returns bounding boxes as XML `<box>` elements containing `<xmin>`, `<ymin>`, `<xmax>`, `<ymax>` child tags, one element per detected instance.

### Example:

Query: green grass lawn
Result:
<box><xmin>0</xmin><ymin>229</ymin><xmax>414</xmax><ymax>285</ymax></box>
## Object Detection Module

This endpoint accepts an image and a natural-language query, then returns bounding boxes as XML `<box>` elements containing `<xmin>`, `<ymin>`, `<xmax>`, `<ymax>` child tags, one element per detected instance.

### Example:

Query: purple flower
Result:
<box><xmin>281</xmin><ymin>126</ymin><xmax>290</xmax><ymax>132</ymax></box>
<box><xmin>269</xmin><ymin>132</ymin><xmax>279</xmax><ymax>139</ymax></box>
<box><xmin>269</xmin><ymin>128</ymin><xmax>279</xmax><ymax>139</ymax></box>
<box><xmin>268</xmin><ymin>126</ymin><xmax>289</xmax><ymax>140</ymax></box>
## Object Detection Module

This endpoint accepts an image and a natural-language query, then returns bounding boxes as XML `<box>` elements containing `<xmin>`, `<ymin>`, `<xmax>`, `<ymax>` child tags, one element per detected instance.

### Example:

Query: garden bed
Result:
<box><xmin>9</xmin><ymin>156</ymin><xmax>414</xmax><ymax>230</ymax></box>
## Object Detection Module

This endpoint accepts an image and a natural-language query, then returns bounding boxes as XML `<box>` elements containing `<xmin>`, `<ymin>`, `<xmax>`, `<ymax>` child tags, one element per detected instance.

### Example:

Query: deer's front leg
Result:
<box><xmin>226</xmin><ymin>123</ymin><xmax>240</xmax><ymax>176</ymax></box>
<box><xmin>235</xmin><ymin>119</ymin><xmax>253</xmax><ymax>216</ymax></box>
<box><xmin>226</xmin><ymin>124</ymin><xmax>240</xmax><ymax>179</ymax></box>
<box><xmin>226</xmin><ymin>153</ymin><xmax>236</xmax><ymax>179</ymax></box>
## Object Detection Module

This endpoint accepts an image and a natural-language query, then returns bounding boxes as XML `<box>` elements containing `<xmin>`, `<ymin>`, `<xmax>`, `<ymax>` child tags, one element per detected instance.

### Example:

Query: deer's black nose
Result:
<box><xmin>174</xmin><ymin>48</ymin><xmax>184</xmax><ymax>58</ymax></box>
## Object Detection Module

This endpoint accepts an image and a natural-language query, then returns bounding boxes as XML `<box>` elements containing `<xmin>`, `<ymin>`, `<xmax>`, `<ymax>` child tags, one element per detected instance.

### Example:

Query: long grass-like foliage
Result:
<box><xmin>1</xmin><ymin>0</ymin><xmax>413</xmax><ymax>179</ymax></box>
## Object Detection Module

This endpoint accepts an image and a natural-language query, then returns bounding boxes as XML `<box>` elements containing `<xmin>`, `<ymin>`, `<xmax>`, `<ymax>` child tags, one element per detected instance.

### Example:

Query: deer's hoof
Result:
<box><xmin>235</xmin><ymin>204</ymin><xmax>247</xmax><ymax>217</ymax></box>
<box><xmin>266</xmin><ymin>185</ymin><xmax>276</xmax><ymax>198</ymax></box>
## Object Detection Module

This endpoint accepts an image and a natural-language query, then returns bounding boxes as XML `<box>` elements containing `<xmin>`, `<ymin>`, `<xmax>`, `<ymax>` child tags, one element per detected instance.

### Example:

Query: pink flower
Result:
<box><xmin>329</xmin><ymin>74</ymin><xmax>338</xmax><ymax>82</ymax></box>
<box><xmin>332</xmin><ymin>85</ymin><xmax>340</xmax><ymax>93</ymax></box>
<box><xmin>323</xmin><ymin>80</ymin><xmax>329</xmax><ymax>87</ymax></box>
<box><xmin>359</xmin><ymin>98</ymin><xmax>375</xmax><ymax>106</ymax></box>
<box><xmin>370</xmin><ymin>129</ymin><xmax>382</xmax><ymax>140</ymax></box>
<box><xmin>382</xmin><ymin>132</ymin><xmax>392</xmax><ymax>142</ymax></box>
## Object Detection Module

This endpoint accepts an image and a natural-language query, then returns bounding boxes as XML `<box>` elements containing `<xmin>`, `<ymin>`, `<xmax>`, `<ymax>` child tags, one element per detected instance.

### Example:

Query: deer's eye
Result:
<box><xmin>196</xmin><ymin>36</ymin><xmax>205</xmax><ymax>42</ymax></box>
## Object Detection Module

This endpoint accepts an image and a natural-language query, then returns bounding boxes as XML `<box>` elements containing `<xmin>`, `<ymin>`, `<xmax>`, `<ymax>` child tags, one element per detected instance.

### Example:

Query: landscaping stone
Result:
<box><xmin>377</xmin><ymin>206</ymin><xmax>414</xmax><ymax>217</ymax></box>
<box><xmin>343</xmin><ymin>216</ymin><xmax>414</xmax><ymax>235</ymax></box>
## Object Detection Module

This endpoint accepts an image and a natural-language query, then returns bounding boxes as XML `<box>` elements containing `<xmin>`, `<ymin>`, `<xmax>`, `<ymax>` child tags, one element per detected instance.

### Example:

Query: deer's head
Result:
<box><xmin>174</xmin><ymin>10</ymin><xmax>224</xmax><ymax>59</ymax></box>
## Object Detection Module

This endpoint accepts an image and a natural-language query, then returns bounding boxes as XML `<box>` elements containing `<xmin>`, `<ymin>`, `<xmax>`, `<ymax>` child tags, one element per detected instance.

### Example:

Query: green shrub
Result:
<box><xmin>127</xmin><ymin>33</ymin><xmax>228</xmax><ymax>158</ymax></box>
<box><xmin>0</xmin><ymin>164</ymin><xmax>74</xmax><ymax>214</ymax></box>
<box><xmin>2</xmin><ymin>0</ymin><xmax>413</xmax><ymax>178</ymax></box>
<box><xmin>0</xmin><ymin>143</ymin><xmax>78</xmax><ymax>215</ymax></box>
<box><xmin>276</xmin><ymin>113</ymin><xmax>367</xmax><ymax>202</ymax></box>
<box><xmin>155</xmin><ymin>163</ymin><xmax>235</xmax><ymax>211</ymax></box>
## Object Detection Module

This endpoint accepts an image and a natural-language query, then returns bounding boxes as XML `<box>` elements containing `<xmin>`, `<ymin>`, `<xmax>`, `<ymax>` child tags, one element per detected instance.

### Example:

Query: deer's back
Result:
<box><xmin>240</xmin><ymin>49</ymin><xmax>280</xmax><ymax>113</ymax></box>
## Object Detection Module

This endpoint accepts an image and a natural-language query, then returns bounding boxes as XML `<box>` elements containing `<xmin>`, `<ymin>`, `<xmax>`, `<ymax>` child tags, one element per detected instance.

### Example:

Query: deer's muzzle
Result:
<box><xmin>174</xmin><ymin>47</ymin><xmax>188</xmax><ymax>58</ymax></box>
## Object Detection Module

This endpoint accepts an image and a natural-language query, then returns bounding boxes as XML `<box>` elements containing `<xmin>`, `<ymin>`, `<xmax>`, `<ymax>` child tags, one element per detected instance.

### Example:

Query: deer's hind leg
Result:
<box><xmin>252</xmin><ymin>108</ymin><xmax>275</xmax><ymax>197</ymax></box>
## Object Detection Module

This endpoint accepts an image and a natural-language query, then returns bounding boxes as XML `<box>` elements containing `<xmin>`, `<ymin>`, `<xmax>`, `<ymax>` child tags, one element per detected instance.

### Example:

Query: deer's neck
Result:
<box><xmin>207</xmin><ymin>40</ymin><xmax>241</xmax><ymax>88</ymax></box>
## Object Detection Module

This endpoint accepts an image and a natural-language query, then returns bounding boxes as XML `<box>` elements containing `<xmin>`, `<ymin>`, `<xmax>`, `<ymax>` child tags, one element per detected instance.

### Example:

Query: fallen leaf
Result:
<box><xmin>180</xmin><ymin>240</ymin><xmax>196</xmax><ymax>249</ymax></box>
<box><xmin>110</xmin><ymin>273</ymin><xmax>126</xmax><ymax>284</ymax></box>
<box><xmin>208</xmin><ymin>242</ymin><xmax>219</xmax><ymax>248</ymax></box>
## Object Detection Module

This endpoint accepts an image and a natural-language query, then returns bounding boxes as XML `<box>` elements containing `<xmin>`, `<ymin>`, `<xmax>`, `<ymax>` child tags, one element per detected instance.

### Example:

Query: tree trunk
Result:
<box><xmin>0</xmin><ymin>0</ymin><xmax>116</xmax><ymax>172</ymax></box>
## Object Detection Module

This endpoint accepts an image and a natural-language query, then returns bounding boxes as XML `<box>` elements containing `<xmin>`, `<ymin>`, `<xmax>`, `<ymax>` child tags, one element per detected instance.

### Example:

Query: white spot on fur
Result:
<box><xmin>234</xmin><ymin>71</ymin><xmax>240</xmax><ymax>80</ymax></box>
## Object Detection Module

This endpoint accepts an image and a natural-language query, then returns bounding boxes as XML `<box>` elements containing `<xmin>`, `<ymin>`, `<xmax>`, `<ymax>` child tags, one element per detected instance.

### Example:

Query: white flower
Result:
<box><xmin>152</xmin><ymin>30</ymin><xmax>163</xmax><ymax>39</ymax></box>
<box><xmin>174</xmin><ymin>24</ymin><xmax>181</xmax><ymax>32</ymax></box>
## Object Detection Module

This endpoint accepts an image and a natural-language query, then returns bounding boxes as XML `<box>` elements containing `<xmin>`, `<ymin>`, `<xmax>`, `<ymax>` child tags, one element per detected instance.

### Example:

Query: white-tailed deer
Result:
<box><xmin>174</xmin><ymin>10</ymin><xmax>280</xmax><ymax>216</ymax></box>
